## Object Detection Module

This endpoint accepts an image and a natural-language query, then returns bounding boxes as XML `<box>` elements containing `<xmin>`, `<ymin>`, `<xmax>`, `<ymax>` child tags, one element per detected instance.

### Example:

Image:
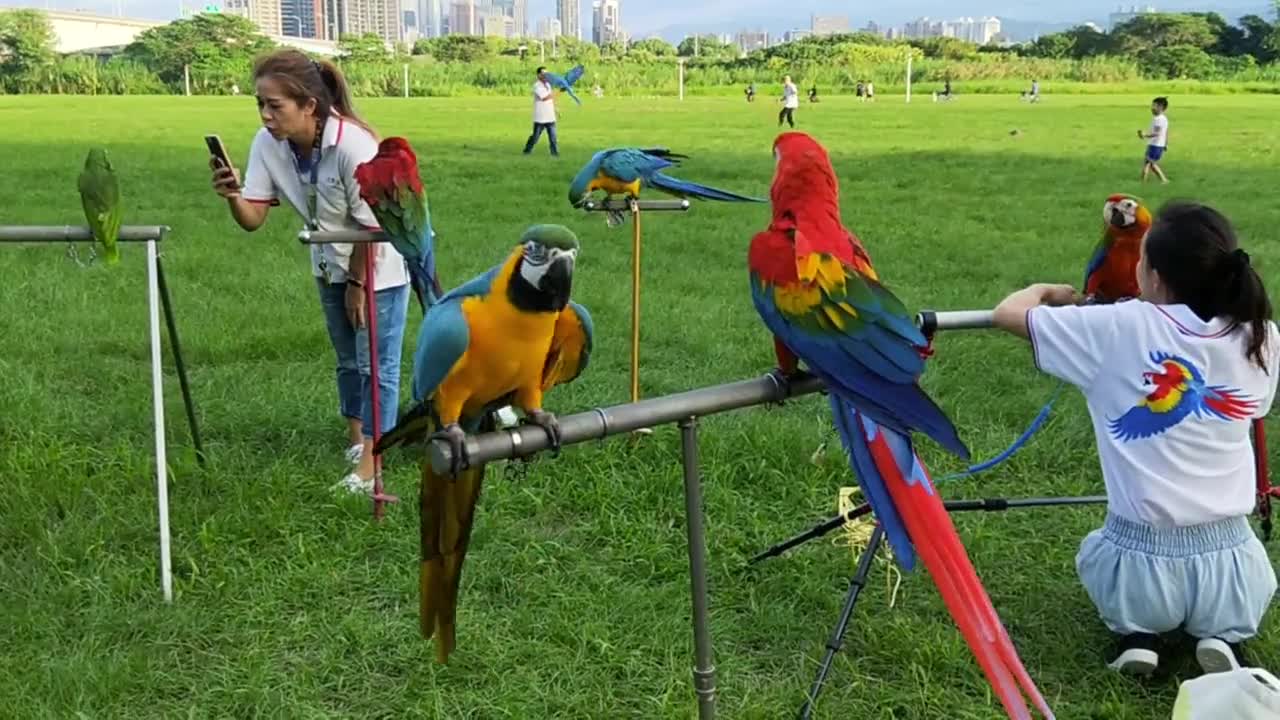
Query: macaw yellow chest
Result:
<box><xmin>435</xmin><ymin>295</ymin><xmax>557</xmax><ymax>420</ymax></box>
<box><xmin>595</xmin><ymin>171</ymin><xmax>642</xmax><ymax>197</ymax></box>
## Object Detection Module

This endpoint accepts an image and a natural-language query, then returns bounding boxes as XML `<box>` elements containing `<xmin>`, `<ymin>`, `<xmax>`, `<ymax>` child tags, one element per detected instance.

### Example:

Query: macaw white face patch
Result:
<box><xmin>519</xmin><ymin>242</ymin><xmax>577</xmax><ymax>288</ymax></box>
<box><xmin>1104</xmin><ymin>197</ymin><xmax>1139</xmax><ymax>227</ymax></box>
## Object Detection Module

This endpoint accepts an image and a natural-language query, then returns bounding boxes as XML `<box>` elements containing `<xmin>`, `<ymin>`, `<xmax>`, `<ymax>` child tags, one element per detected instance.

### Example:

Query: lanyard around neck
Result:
<box><xmin>292</xmin><ymin>118</ymin><xmax>326</xmax><ymax>231</ymax></box>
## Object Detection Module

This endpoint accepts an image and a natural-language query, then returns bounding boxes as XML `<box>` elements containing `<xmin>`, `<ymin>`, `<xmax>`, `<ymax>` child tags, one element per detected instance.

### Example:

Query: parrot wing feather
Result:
<box><xmin>1083</xmin><ymin>232</ymin><xmax>1112</xmax><ymax>291</ymax></box>
<box><xmin>600</xmin><ymin>148</ymin><xmax>678</xmax><ymax>183</ymax></box>
<box><xmin>420</xmin><ymin>442</ymin><xmax>488</xmax><ymax>663</ymax></box>
<box><xmin>542</xmin><ymin>301</ymin><xmax>594</xmax><ymax>389</ymax></box>
<box><xmin>563</xmin><ymin>64</ymin><xmax>585</xmax><ymax>86</ymax></box>
<box><xmin>77</xmin><ymin>166</ymin><xmax>122</xmax><ymax>263</ymax></box>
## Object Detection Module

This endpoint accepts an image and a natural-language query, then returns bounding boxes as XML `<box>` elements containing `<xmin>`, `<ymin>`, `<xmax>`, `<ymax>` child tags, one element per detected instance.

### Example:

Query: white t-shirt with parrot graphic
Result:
<box><xmin>1028</xmin><ymin>300</ymin><xmax>1279</xmax><ymax>527</ymax></box>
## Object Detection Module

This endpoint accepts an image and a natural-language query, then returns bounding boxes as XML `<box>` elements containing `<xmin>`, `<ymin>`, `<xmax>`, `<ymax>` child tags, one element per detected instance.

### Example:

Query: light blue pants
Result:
<box><xmin>1077</xmin><ymin>513</ymin><xmax>1277</xmax><ymax>643</ymax></box>
<box><xmin>317</xmin><ymin>280</ymin><xmax>409</xmax><ymax>439</ymax></box>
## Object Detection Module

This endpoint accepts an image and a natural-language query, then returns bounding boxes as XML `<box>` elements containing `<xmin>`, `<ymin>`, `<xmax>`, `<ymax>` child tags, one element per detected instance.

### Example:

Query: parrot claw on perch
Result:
<box><xmin>765</xmin><ymin>367</ymin><xmax>795</xmax><ymax>407</ymax></box>
<box><xmin>431</xmin><ymin>423</ymin><xmax>470</xmax><ymax>477</ymax></box>
<box><xmin>523</xmin><ymin>409</ymin><xmax>563</xmax><ymax>456</ymax></box>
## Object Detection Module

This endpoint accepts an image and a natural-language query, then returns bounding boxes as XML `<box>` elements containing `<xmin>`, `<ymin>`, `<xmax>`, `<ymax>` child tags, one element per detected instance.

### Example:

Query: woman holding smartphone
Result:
<box><xmin>209</xmin><ymin>49</ymin><xmax>410</xmax><ymax>495</ymax></box>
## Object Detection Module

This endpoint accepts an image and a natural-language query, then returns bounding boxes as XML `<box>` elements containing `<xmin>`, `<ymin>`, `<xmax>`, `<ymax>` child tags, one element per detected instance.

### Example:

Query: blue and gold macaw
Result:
<box><xmin>568</xmin><ymin>147</ymin><xmax>766</xmax><ymax>208</ymax></box>
<box><xmin>544</xmin><ymin>64</ymin><xmax>586</xmax><ymax>105</ymax></box>
<box><xmin>373</xmin><ymin>224</ymin><xmax>593</xmax><ymax>664</ymax></box>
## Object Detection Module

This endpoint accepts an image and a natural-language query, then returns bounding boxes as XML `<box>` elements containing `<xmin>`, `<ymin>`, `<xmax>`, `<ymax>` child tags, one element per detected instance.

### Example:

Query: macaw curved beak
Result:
<box><xmin>542</xmin><ymin>252</ymin><xmax>575</xmax><ymax>308</ymax></box>
<box><xmin>1110</xmin><ymin>207</ymin><xmax>1128</xmax><ymax>227</ymax></box>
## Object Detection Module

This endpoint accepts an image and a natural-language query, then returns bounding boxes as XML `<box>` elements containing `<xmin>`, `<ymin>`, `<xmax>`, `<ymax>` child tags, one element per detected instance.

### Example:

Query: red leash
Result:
<box><xmin>1255</xmin><ymin>418</ymin><xmax>1277</xmax><ymax>541</ymax></box>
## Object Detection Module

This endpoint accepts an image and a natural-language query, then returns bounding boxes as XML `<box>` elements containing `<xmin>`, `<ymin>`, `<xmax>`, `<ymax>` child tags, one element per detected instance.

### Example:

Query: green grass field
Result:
<box><xmin>2</xmin><ymin>93</ymin><xmax>1279</xmax><ymax>719</ymax></box>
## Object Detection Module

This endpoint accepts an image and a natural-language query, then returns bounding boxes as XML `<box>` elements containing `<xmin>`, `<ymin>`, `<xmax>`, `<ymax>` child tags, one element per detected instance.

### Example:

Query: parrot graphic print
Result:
<box><xmin>1109</xmin><ymin>352</ymin><xmax>1258</xmax><ymax>441</ymax></box>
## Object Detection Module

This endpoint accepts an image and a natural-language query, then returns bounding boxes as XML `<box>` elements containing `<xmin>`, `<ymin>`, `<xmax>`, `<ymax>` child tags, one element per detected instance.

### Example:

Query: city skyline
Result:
<box><xmin>5</xmin><ymin>0</ymin><xmax>1270</xmax><ymax>35</ymax></box>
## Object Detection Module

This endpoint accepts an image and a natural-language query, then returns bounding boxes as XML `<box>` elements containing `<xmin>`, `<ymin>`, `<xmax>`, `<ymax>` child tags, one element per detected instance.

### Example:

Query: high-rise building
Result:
<box><xmin>537</xmin><ymin>16</ymin><xmax>561</xmax><ymax>39</ymax></box>
<box><xmin>556</xmin><ymin>0</ymin><xmax>579</xmax><ymax>39</ymax></box>
<box><xmin>810</xmin><ymin>14</ymin><xmax>847</xmax><ymax>36</ymax></box>
<box><xmin>592</xmin><ymin>0</ymin><xmax>620</xmax><ymax>45</ymax></box>
<box><xmin>901</xmin><ymin>16</ymin><xmax>1000</xmax><ymax>43</ymax></box>
<box><xmin>280</xmin><ymin>0</ymin><xmax>323</xmax><ymax>36</ymax></box>
<box><xmin>325</xmin><ymin>0</ymin><xmax>400</xmax><ymax>44</ymax></box>
<box><xmin>783</xmin><ymin>29</ymin><xmax>811</xmax><ymax>43</ymax></box>
<box><xmin>449</xmin><ymin>0</ymin><xmax>477</xmax><ymax>34</ymax></box>
<box><xmin>417</xmin><ymin>0</ymin><xmax>443</xmax><ymax>36</ymax></box>
<box><xmin>735</xmin><ymin>30</ymin><xmax>768</xmax><ymax>53</ymax></box>
<box><xmin>225</xmin><ymin>0</ymin><xmax>283</xmax><ymax>36</ymax></box>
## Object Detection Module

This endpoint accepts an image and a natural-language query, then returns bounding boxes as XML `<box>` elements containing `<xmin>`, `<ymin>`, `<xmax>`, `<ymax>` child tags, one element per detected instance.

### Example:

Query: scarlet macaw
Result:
<box><xmin>354</xmin><ymin>137</ymin><xmax>441</xmax><ymax>313</ymax></box>
<box><xmin>373</xmin><ymin>224</ymin><xmax>592</xmax><ymax>663</ymax></box>
<box><xmin>568</xmin><ymin>147</ymin><xmax>765</xmax><ymax>208</ymax></box>
<box><xmin>1083</xmin><ymin>193</ymin><xmax>1152</xmax><ymax>304</ymax></box>
<box><xmin>747</xmin><ymin>132</ymin><xmax>1053</xmax><ymax>720</ymax></box>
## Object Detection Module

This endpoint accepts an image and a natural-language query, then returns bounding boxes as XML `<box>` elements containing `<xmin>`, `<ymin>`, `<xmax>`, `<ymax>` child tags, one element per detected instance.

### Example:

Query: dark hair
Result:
<box><xmin>252</xmin><ymin>49</ymin><xmax>375</xmax><ymax>136</ymax></box>
<box><xmin>536</xmin><ymin>66</ymin><xmax>546</xmax><ymax>75</ymax></box>
<box><xmin>1153</xmin><ymin>96</ymin><xmax>1168</xmax><ymax>110</ymax></box>
<box><xmin>1144</xmin><ymin>201</ymin><xmax>1271</xmax><ymax>370</ymax></box>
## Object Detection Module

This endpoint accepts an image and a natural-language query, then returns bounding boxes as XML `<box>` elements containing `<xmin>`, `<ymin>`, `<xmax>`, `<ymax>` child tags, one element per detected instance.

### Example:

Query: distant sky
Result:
<box><xmin>2</xmin><ymin>0</ymin><xmax>1269</xmax><ymax>36</ymax></box>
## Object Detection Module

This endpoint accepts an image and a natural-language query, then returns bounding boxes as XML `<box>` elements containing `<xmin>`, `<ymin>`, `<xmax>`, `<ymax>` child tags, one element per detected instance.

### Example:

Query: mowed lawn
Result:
<box><xmin>1</xmin><ymin>92</ymin><xmax>1279</xmax><ymax>719</ymax></box>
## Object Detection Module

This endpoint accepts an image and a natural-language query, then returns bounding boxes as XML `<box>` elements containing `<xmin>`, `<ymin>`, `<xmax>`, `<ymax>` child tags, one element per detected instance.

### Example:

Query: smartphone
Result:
<box><xmin>205</xmin><ymin>134</ymin><xmax>239</xmax><ymax>188</ymax></box>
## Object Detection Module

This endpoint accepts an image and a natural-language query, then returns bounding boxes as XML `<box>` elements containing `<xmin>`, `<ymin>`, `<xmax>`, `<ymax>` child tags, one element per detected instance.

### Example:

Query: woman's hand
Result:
<box><xmin>210</xmin><ymin>157</ymin><xmax>242</xmax><ymax>199</ymax></box>
<box><xmin>345</xmin><ymin>282</ymin><xmax>366</xmax><ymax>329</ymax></box>
<box><xmin>1038</xmin><ymin>283</ymin><xmax>1083</xmax><ymax>307</ymax></box>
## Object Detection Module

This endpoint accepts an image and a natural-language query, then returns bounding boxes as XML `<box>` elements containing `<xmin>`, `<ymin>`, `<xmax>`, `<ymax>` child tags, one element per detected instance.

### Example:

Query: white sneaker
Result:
<box><xmin>331</xmin><ymin>472</ymin><xmax>373</xmax><ymax>495</ymax></box>
<box><xmin>344</xmin><ymin>443</ymin><xmax>364</xmax><ymax>465</ymax></box>
<box><xmin>1196</xmin><ymin>638</ymin><xmax>1242</xmax><ymax>675</ymax></box>
<box><xmin>1108</xmin><ymin>647</ymin><xmax>1159</xmax><ymax>675</ymax></box>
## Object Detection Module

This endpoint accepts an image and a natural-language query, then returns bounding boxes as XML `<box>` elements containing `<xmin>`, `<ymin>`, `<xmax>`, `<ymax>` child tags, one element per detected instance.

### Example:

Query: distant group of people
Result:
<box><xmin>854</xmin><ymin>80</ymin><xmax>875</xmax><ymax>101</ymax></box>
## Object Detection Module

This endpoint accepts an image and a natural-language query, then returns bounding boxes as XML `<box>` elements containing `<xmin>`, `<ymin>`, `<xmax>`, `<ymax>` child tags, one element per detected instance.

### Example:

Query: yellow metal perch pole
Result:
<box><xmin>582</xmin><ymin>197</ymin><xmax>690</xmax><ymax>409</ymax></box>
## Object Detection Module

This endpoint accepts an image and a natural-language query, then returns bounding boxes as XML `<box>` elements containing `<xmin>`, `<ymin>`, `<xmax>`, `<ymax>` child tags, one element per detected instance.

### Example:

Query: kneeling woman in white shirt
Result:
<box><xmin>210</xmin><ymin>49</ymin><xmax>411</xmax><ymax>495</ymax></box>
<box><xmin>993</xmin><ymin>201</ymin><xmax>1278</xmax><ymax>677</ymax></box>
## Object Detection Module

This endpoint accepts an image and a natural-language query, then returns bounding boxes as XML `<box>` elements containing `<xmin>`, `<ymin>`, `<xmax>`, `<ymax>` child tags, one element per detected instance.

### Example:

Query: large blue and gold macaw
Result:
<box><xmin>568</xmin><ymin>147</ymin><xmax>765</xmax><ymax>208</ymax></box>
<box><xmin>373</xmin><ymin>224</ymin><xmax>593</xmax><ymax>664</ymax></box>
<box><xmin>544</xmin><ymin>63</ymin><xmax>586</xmax><ymax>105</ymax></box>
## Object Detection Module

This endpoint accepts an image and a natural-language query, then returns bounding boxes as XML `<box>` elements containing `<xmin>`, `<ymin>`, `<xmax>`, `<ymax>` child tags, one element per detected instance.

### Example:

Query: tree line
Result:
<box><xmin>2</xmin><ymin>7</ymin><xmax>1279</xmax><ymax>96</ymax></box>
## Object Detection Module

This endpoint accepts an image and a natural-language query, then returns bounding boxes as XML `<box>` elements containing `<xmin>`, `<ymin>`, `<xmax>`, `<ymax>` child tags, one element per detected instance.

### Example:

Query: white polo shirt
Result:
<box><xmin>240</xmin><ymin>113</ymin><xmax>409</xmax><ymax>292</ymax></box>
<box><xmin>1029</xmin><ymin>300</ymin><xmax>1279</xmax><ymax>528</ymax></box>
<box><xmin>532</xmin><ymin>80</ymin><xmax>556</xmax><ymax>124</ymax></box>
<box><xmin>783</xmin><ymin>82</ymin><xmax>799</xmax><ymax>108</ymax></box>
<box><xmin>1150</xmin><ymin>114</ymin><xmax>1169</xmax><ymax>148</ymax></box>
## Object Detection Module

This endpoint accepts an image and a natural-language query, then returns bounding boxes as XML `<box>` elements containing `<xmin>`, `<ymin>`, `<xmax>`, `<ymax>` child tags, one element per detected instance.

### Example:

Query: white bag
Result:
<box><xmin>1172</xmin><ymin>668</ymin><xmax>1280</xmax><ymax>719</ymax></box>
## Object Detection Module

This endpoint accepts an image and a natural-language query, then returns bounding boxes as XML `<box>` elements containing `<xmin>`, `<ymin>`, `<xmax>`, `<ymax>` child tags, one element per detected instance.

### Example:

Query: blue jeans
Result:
<box><xmin>523</xmin><ymin>122</ymin><xmax>558</xmax><ymax>155</ymax></box>
<box><xmin>317</xmin><ymin>279</ymin><xmax>409</xmax><ymax>439</ymax></box>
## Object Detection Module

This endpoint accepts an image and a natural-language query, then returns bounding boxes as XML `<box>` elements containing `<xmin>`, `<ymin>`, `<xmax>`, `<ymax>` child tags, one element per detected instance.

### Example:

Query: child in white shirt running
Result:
<box><xmin>993</xmin><ymin>201</ymin><xmax>1278</xmax><ymax>677</ymax></box>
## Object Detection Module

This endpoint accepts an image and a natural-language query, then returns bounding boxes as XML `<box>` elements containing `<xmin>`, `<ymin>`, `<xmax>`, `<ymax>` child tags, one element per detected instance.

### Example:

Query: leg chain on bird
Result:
<box><xmin>837</xmin><ymin>486</ymin><xmax>902</xmax><ymax>608</ymax></box>
<box><xmin>65</xmin><ymin>239</ymin><xmax>97</xmax><ymax>267</ymax></box>
<box><xmin>605</xmin><ymin>209</ymin><xmax>626</xmax><ymax>228</ymax></box>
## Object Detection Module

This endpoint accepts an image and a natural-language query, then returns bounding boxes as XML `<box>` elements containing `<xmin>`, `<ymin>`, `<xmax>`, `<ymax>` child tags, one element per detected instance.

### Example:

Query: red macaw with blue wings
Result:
<box><xmin>747</xmin><ymin>132</ymin><xmax>1054</xmax><ymax>720</ymax></box>
<box><xmin>1109</xmin><ymin>352</ymin><xmax>1258</xmax><ymax>441</ymax></box>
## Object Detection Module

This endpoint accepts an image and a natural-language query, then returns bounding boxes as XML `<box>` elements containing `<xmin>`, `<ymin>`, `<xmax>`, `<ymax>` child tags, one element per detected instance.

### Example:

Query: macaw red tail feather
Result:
<box><xmin>858</xmin><ymin>410</ymin><xmax>1054</xmax><ymax>720</ymax></box>
<box><xmin>1204</xmin><ymin>388</ymin><xmax>1257</xmax><ymax>420</ymax></box>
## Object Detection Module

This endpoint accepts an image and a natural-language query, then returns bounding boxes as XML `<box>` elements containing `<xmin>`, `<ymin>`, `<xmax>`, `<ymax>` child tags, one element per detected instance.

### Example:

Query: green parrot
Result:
<box><xmin>77</xmin><ymin>148</ymin><xmax>122</xmax><ymax>265</ymax></box>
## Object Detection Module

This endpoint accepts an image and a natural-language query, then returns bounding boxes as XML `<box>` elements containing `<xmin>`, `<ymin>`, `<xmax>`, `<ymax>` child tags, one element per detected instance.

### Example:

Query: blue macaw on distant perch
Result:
<box><xmin>568</xmin><ymin>147</ymin><xmax>766</xmax><ymax>208</ymax></box>
<box><xmin>544</xmin><ymin>64</ymin><xmax>585</xmax><ymax>105</ymax></box>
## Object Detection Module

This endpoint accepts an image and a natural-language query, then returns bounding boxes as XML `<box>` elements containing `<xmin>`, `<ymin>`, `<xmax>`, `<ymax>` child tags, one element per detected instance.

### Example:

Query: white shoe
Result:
<box><xmin>1196</xmin><ymin>638</ymin><xmax>1242</xmax><ymax>675</ymax></box>
<box><xmin>1108</xmin><ymin>647</ymin><xmax>1159</xmax><ymax>675</ymax></box>
<box><xmin>344</xmin><ymin>443</ymin><xmax>364</xmax><ymax>465</ymax></box>
<box><xmin>332</xmin><ymin>472</ymin><xmax>373</xmax><ymax>496</ymax></box>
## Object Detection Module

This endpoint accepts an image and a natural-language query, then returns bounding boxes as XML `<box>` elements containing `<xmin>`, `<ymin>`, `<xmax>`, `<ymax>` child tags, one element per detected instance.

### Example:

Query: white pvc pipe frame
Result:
<box><xmin>0</xmin><ymin>225</ymin><xmax>175</xmax><ymax>603</ymax></box>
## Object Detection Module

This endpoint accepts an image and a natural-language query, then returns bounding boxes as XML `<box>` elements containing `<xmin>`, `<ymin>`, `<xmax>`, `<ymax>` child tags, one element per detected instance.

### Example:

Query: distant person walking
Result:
<box><xmin>522</xmin><ymin>66</ymin><xmax>559</xmax><ymax>157</ymax></box>
<box><xmin>1139</xmin><ymin>96</ymin><xmax>1171</xmax><ymax>184</ymax></box>
<box><xmin>779</xmin><ymin>75</ymin><xmax>798</xmax><ymax>128</ymax></box>
<box><xmin>865</xmin><ymin>80</ymin><xmax>875</xmax><ymax>101</ymax></box>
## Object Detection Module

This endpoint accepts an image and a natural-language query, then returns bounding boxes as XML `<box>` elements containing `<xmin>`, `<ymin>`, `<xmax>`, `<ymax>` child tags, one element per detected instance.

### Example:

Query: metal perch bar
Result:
<box><xmin>582</xmin><ymin>198</ymin><xmax>691</xmax><ymax>212</ymax></box>
<box><xmin>429</xmin><ymin>372</ymin><xmax>826</xmax><ymax>473</ymax></box>
<box><xmin>298</xmin><ymin>229</ymin><xmax>388</xmax><ymax>245</ymax></box>
<box><xmin>0</xmin><ymin>225</ymin><xmax>170</xmax><ymax>242</ymax></box>
<box><xmin>916</xmin><ymin>309</ymin><xmax>996</xmax><ymax>334</ymax></box>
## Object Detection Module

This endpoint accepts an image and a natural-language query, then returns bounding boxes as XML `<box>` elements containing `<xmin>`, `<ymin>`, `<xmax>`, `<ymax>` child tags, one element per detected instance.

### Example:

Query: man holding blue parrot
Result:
<box><xmin>523</xmin><ymin>66</ymin><xmax>562</xmax><ymax>157</ymax></box>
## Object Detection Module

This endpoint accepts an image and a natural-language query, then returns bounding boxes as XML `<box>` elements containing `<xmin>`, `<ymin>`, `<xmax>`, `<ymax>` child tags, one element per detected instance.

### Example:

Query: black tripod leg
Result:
<box><xmin>798</xmin><ymin>524</ymin><xmax>886</xmax><ymax>720</ymax></box>
<box><xmin>155</xmin><ymin>256</ymin><xmax>207</xmax><ymax>467</ymax></box>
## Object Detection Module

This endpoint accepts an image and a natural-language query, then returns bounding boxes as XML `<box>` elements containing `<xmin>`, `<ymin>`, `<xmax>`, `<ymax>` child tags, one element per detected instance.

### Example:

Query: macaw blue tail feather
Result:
<box><xmin>648</xmin><ymin>172</ymin><xmax>765</xmax><ymax>202</ymax></box>
<box><xmin>566</xmin><ymin>87</ymin><xmax>582</xmax><ymax>106</ymax></box>
<box><xmin>407</xmin><ymin>228</ymin><xmax>440</xmax><ymax>314</ymax></box>
<box><xmin>829</xmin><ymin>393</ymin><xmax>917</xmax><ymax>571</ymax></box>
